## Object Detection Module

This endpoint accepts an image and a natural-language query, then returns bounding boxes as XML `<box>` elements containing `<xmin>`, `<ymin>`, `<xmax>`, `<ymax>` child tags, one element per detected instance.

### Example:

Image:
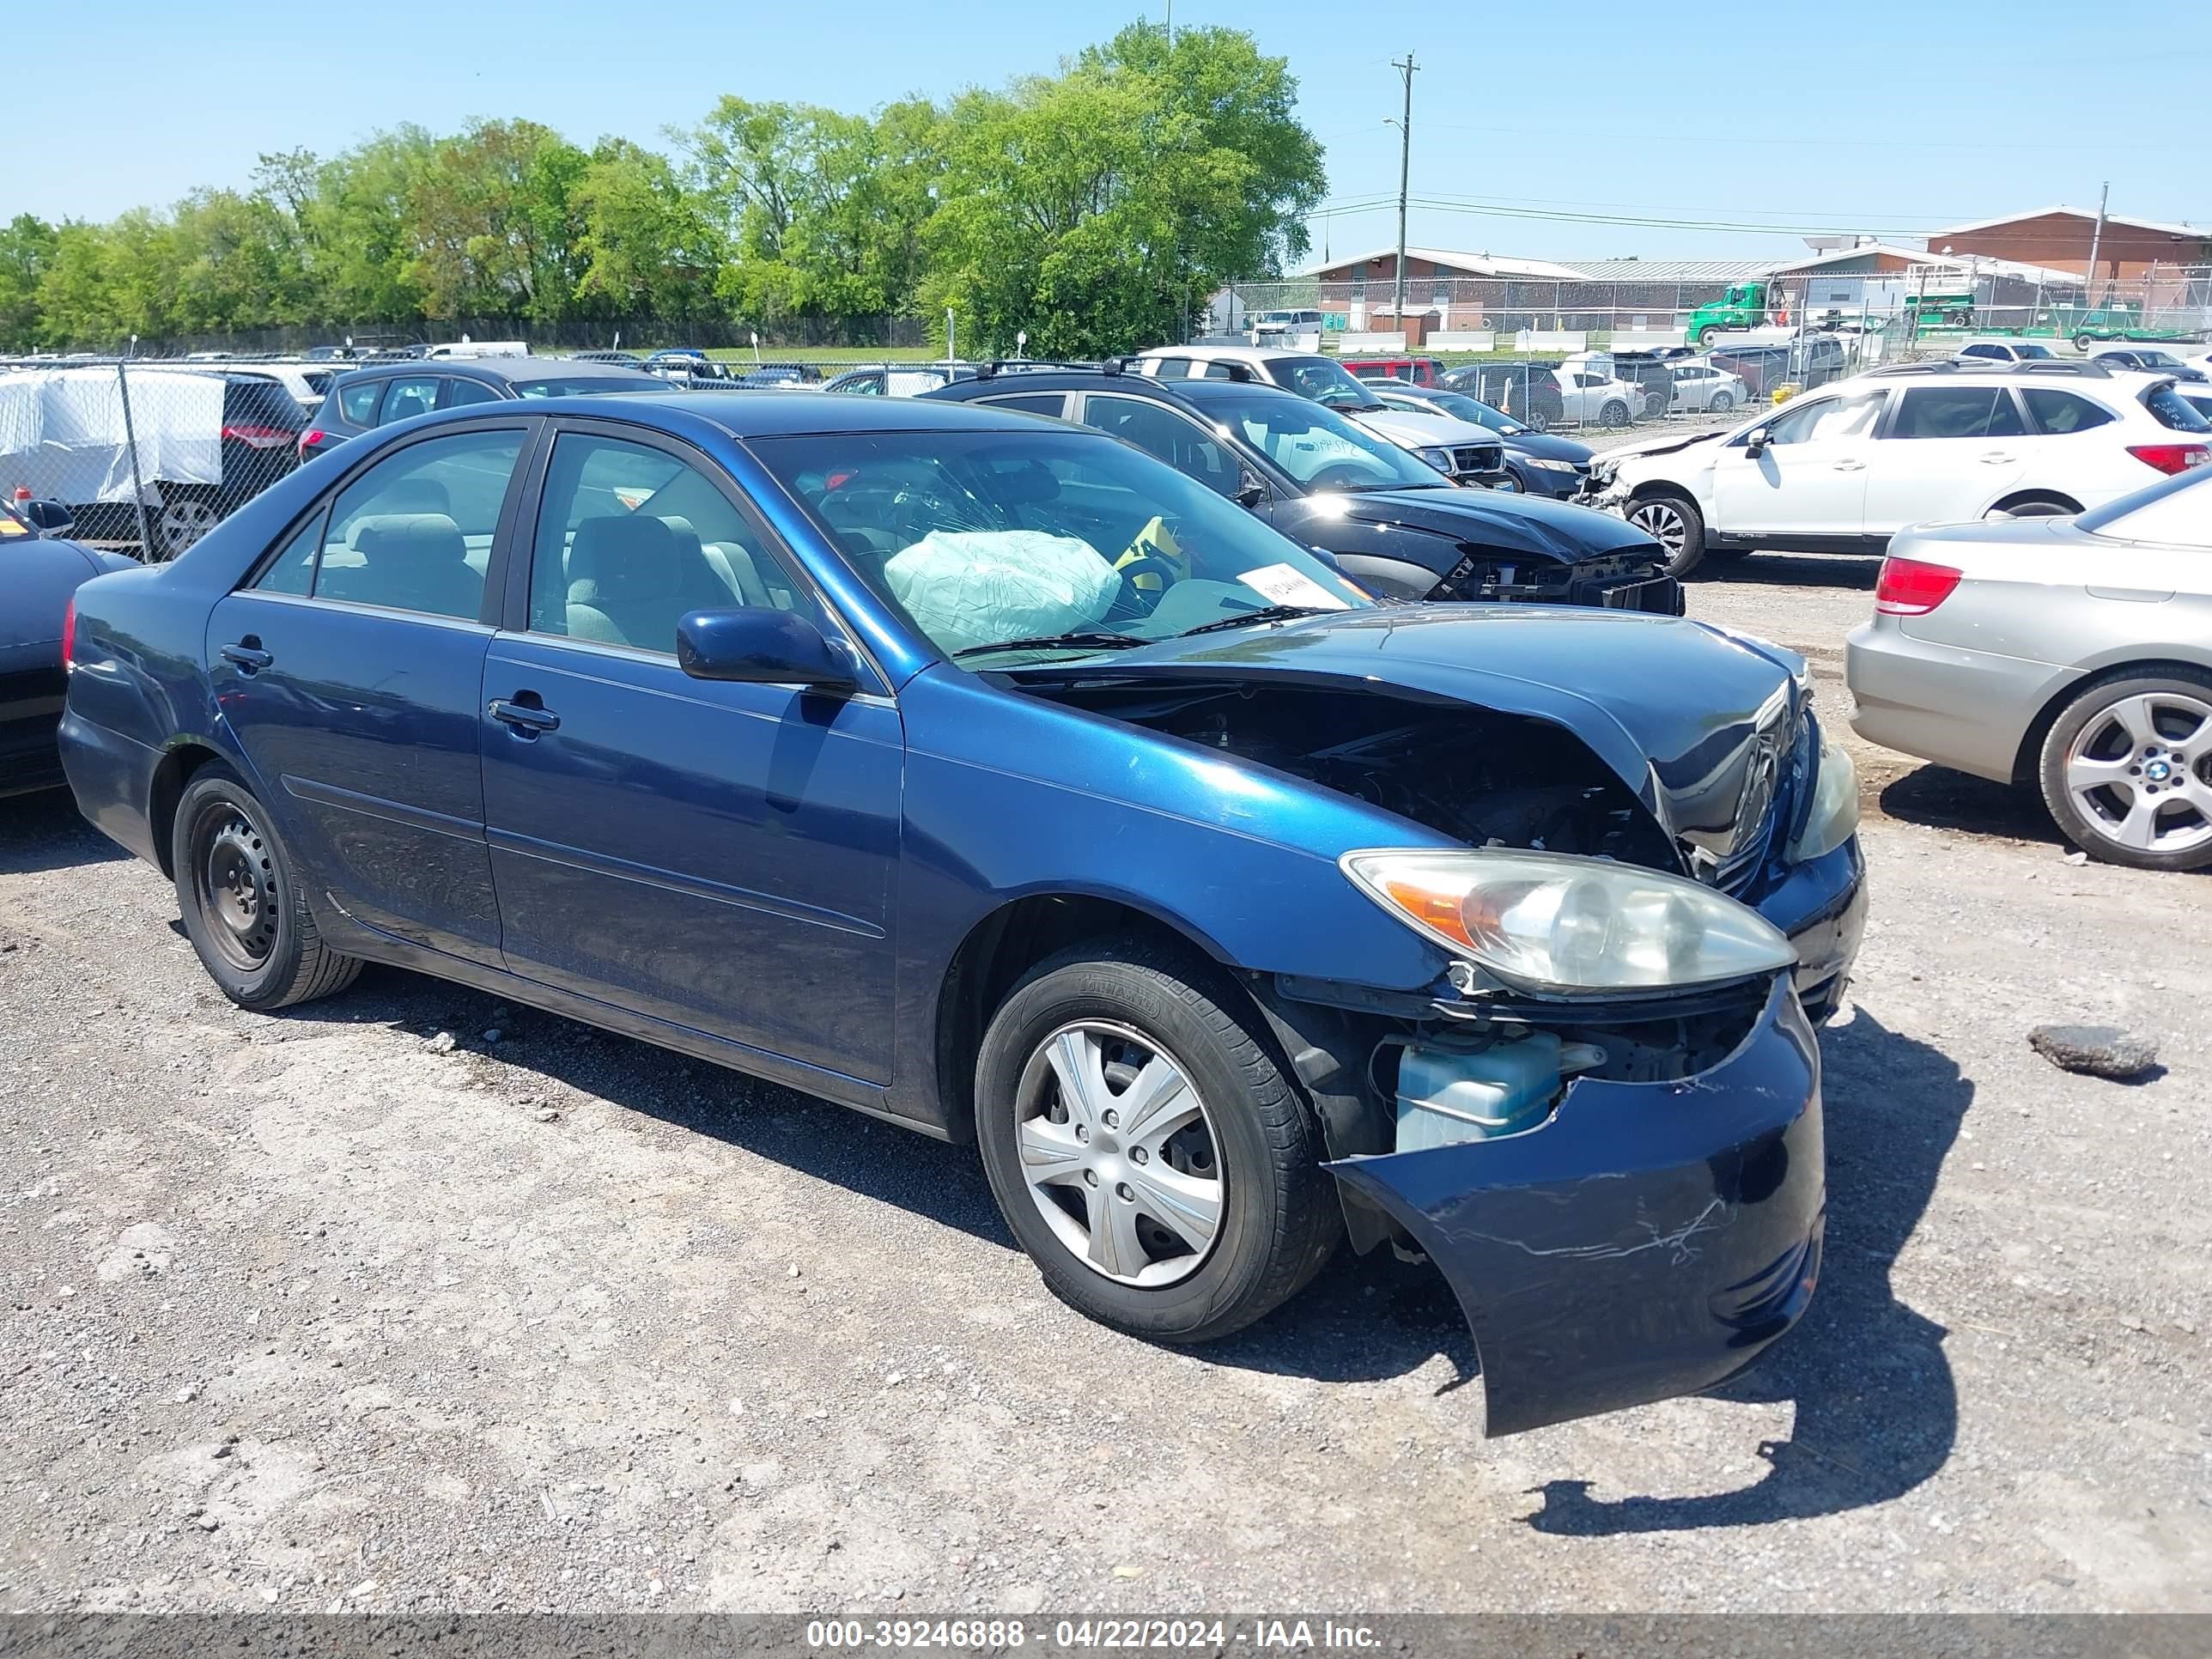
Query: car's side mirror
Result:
<box><xmin>1234</xmin><ymin>471</ymin><xmax>1269</xmax><ymax>510</ymax></box>
<box><xmin>1744</xmin><ymin>426</ymin><xmax>1771</xmax><ymax>456</ymax></box>
<box><xmin>677</xmin><ymin>607</ymin><xmax>857</xmax><ymax>693</ymax></box>
<box><xmin>20</xmin><ymin>497</ymin><xmax>75</xmax><ymax>535</ymax></box>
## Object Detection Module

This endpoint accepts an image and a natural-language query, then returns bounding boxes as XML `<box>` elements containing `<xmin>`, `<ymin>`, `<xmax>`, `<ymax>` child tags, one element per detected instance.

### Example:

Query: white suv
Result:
<box><xmin>1583</xmin><ymin>361</ymin><xmax>2212</xmax><ymax>574</ymax></box>
<box><xmin>1131</xmin><ymin>346</ymin><xmax>1510</xmax><ymax>485</ymax></box>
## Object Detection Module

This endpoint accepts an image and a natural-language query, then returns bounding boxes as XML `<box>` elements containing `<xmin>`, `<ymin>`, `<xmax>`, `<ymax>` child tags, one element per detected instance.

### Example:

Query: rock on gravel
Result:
<box><xmin>2027</xmin><ymin>1023</ymin><xmax>2160</xmax><ymax>1079</ymax></box>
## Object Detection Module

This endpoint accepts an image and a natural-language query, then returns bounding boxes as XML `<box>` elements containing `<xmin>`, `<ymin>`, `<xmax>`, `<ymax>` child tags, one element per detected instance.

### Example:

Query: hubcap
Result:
<box><xmin>159</xmin><ymin>499</ymin><xmax>217</xmax><ymax>555</ymax></box>
<box><xmin>1628</xmin><ymin>501</ymin><xmax>1687</xmax><ymax>556</ymax></box>
<box><xmin>192</xmin><ymin>805</ymin><xmax>279</xmax><ymax>969</ymax></box>
<box><xmin>1014</xmin><ymin>1020</ymin><xmax>1224</xmax><ymax>1288</ymax></box>
<box><xmin>2065</xmin><ymin>690</ymin><xmax>2212</xmax><ymax>855</ymax></box>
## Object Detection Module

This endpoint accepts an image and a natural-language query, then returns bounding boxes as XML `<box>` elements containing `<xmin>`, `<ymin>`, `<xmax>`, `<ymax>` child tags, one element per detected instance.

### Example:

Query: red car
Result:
<box><xmin>1341</xmin><ymin>356</ymin><xmax>1448</xmax><ymax>388</ymax></box>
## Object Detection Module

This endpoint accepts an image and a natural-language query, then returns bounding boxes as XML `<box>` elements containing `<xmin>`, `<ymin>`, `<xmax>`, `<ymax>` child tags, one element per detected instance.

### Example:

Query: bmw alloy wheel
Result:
<box><xmin>1013</xmin><ymin>1019</ymin><xmax>1224</xmax><ymax>1288</ymax></box>
<box><xmin>2063</xmin><ymin>690</ymin><xmax>2212</xmax><ymax>857</ymax></box>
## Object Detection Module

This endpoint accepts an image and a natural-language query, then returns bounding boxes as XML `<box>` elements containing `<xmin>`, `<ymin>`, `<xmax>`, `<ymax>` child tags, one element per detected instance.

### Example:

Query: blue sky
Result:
<box><xmin>11</xmin><ymin>0</ymin><xmax>2208</xmax><ymax>264</ymax></box>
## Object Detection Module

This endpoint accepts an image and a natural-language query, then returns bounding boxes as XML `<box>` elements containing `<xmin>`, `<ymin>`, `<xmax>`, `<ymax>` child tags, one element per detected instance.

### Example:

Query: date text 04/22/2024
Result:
<box><xmin>803</xmin><ymin>1618</ymin><xmax>1382</xmax><ymax>1650</ymax></box>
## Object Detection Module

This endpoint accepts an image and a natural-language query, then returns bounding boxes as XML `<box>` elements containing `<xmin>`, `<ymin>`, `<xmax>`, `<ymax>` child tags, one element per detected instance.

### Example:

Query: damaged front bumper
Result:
<box><xmin>1327</xmin><ymin>974</ymin><xmax>1824</xmax><ymax>1437</ymax></box>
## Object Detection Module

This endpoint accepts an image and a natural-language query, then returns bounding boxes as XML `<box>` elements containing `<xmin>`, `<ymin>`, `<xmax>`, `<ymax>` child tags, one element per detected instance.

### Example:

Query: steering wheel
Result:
<box><xmin>1308</xmin><ymin>463</ymin><xmax>1376</xmax><ymax>490</ymax></box>
<box><xmin>1102</xmin><ymin>555</ymin><xmax>1181</xmax><ymax>623</ymax></box>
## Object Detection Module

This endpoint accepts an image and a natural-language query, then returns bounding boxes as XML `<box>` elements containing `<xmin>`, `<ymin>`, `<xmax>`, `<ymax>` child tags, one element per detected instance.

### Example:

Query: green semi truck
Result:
<box><xmin>1686</xmin><ymin>281</ymin><xmax>1975</xmax><ymax>344</ymax></box>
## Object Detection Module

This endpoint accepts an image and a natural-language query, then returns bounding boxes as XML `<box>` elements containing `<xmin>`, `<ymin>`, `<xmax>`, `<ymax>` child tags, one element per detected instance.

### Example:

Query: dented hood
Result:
<box><xmin>1314</xmin><ymin>486</ymin><xmax>1661</xmax><ymax>563</ymax></box>
<box><xmin>1014</xmin><ymin>605</ymin><xmax>1806</xmax><ymax>866</ymax></box>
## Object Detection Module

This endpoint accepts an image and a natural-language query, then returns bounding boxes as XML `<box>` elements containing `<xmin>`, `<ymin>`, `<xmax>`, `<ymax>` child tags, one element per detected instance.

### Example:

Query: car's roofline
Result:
<box><xmin>374</xmin><ymin>389</ymin><xmax>1089</xmax><ymax>439</ymax></box>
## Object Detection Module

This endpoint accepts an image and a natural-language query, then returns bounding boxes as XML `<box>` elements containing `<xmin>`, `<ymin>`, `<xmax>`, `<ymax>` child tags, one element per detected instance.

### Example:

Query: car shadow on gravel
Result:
<box><xmin>1522</xmin><ymin>1007</ymin><xmax>1968</xmax><ymax>1533</ymax></box>
<box><xmin>0</xmin><ymin>789</ymin><xmax>130</xmax><ymax>876</ymax></box>
<box><xmin>266</xmin><ymin>964</ymin><xmax>1020</xmax><ymax>1247</ymax></box>
<box><xmin>1876</xmin><ymin>763</ymin><xmax>2066</xmax><ymax>848</ymax></box>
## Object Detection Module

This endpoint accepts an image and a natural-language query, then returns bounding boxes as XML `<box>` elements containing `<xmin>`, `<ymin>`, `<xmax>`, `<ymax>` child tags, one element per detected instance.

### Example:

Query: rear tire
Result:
<box><xmin>1600</xmin><ymin>400</ymin><xmax>1632</xmax><ymax>428</ymax></box>
<box><xmin>2038</xmin><ymin>670</ymin><xmax>2212</xmax><ymax>872</ymax></box>
<box><xmin>1626</xmin><ymin>490</ymin><xmax>1709</xmax><ymax>577</ymax></box>
<box><xmin>1710</xmin><ymin>391</ymin><xmax>1735</xmax><ymax>412</ymax></box>
<box><xmin>1987</xmin><ymin>495</ymin><xmax>2080</xmax><ymax>520</ymax></box>
<box><xmin>173</xmin><ymin>764</ymin><xmax>363</xmax><ymax>1011</ymax></box>
<box><xmin>974</xmin><ymin>939</ymin><xmax>1339</xmax><ymax>1343</ymax></box>
<box><xmin>151</xmin><ymin>487</ymin><xmax>221</xmax><ymax>559</ymax></box>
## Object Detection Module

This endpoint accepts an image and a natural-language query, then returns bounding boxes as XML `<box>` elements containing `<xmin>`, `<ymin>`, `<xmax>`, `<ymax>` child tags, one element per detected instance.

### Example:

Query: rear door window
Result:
<box><xmin>306</xmin><ymin>428</ymin><xmax>526</xmax><ymax>619</ymax></box>
<box><xmin>444</xmin><ymin>378</ymin><xmax>501</xmax><ymax>407</ymax></box>
<box><xmin>979</xmin><ymin>392</ymin><xmax>1068</xmax><ymax>417</ymax></box>
<box><xmin>1888</xmin><ymin>387</ymin><xmax>2026</xmax><ymax>441</ymax></box>
<box><xmin>376</xmin><ymin>376</ymin><xmax>443</xmax><ymax>427</ymax></box>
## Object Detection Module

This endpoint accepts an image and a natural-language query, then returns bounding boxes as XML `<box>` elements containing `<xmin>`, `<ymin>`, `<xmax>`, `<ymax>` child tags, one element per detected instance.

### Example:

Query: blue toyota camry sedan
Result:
<box><xmin>58</xmin><ymin>391</ymin><xmax>1865</xmax><ymax>1436</ymax></box>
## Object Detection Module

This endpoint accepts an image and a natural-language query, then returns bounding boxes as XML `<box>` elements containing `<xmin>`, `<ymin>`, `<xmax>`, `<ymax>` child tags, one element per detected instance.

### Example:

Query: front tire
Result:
<box><xmin>1626</xmin><ymin>490</ymin><xmax>1709</xmax><ymax>577</ymax></box>
<box><xmin>2038</xmin><ymin>671</ymin><xmax>2212</xmax><ymax>872</ymax></box>
<box><xmin>173</xmin><ymin>764</ymin><xmax>363</xmax><ymax>1010</ymax></box>
<box><xmin>974</xmin><ymin>941</ymin><xmax>1338</xmax><ymax>1343</ymax></box>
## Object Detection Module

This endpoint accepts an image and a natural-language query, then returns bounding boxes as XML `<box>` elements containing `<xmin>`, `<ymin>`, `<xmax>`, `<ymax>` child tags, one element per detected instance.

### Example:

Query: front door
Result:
<box><xmin>206</xmin><ymin>422</ymin><xmax>532</xmax><ymax>965</ymax></box>
<box><xmin>1711</xmin><ymin>387</ymin><xmax>1887</xmax><ymax>539</ymax></box>
<box><xmin>477</xmin><ymin>423</ymin><xmax>904</xmax><ymax>1084</ymax></box>
<box><xmin>1862</xmin><ymin>385</ymin><xmax>2030</xmax><ymax>536</ymax></box>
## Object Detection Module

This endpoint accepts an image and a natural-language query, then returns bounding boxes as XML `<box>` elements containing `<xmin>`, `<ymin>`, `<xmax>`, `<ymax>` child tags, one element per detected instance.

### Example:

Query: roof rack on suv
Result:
<box><xmin>2005</xmin><ymin>360</ymin><xmax>2115</xmax><ymax>378</ymax></box>
<box><xmin>1865</xmin><ymin>361</ymin><xmax>1966</xmax><ymax>377</ymax></box>
<box><xmin>974</xmin><ymin>358</ymin><xmax>1123</xmax><ymax>380</ymax></box>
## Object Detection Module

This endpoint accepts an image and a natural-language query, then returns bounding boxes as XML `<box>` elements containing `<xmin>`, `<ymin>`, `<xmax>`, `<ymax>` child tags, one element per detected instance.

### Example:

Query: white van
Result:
<box><xmin>424</xmin><ymin>340</ymin><xmax>530</xmax><ymax>360</ymax></box>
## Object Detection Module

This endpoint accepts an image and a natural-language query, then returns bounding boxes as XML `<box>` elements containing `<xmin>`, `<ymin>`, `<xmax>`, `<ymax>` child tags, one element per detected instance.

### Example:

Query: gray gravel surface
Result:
<box><xmin>3</xmin><ymin>556</ymin><xmax>2209</xmax><ymax>1616</ymax></box>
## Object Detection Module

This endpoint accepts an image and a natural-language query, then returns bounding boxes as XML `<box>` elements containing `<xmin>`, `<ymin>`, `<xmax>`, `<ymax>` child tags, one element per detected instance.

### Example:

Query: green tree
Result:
<box><xmin>571</xmin><ymin>138</ymin><xmax>723</xmax><ymax>325</ymax></box>
<box><xmin>921</xmin><ymin>23</ymin><xmax>1323</xmax><ymax>356</ymax></box>
<box><xmin>404</xmin><ymin>119</ymin><xmax>586</xmax><ymax>323</ymax></box>
<box><xmin>0</xmin><ymin>214</ymin><xmax>58</xmax><ymax>350</ymax></box>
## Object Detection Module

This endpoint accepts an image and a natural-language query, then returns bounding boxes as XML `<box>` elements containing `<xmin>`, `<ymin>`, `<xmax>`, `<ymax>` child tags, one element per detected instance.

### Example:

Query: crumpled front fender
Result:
<box><xmin>1327</xmin><ymin>975</ymin><xmax>1824</xmax><ymax>1436</ymax></box>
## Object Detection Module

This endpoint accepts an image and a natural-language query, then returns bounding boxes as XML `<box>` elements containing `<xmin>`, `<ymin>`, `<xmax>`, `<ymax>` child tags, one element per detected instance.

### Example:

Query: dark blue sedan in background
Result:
<box><xmin>56</xmin><ymin>390</ymin><xmax>1864</xmax><ymax>1436</ymax></box>
<box><xmin>2</xmin><ymin>495</ymin><xmax>137</xmax><ymax>797</ymax></box>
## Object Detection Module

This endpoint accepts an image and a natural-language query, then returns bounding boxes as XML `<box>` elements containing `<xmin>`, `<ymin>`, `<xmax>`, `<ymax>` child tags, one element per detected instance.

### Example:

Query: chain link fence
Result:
<box><xmin>0</xmin><ymin>357</ymin><xmax>321</xmax><ymax>558</ymax></box>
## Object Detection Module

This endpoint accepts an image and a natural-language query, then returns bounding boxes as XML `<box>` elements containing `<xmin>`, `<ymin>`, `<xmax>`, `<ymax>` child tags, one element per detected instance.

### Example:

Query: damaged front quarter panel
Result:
<box><xmin>1327</xmin><ymin>975</ymin><xmax>1824</xmax><ymax>1437</ymax></box>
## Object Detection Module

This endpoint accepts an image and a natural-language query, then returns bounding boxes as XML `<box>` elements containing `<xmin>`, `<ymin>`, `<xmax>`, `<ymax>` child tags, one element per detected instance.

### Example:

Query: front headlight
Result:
<box><xmin>1522</xmin><ymin>456</ymin><xmax>1578</xmax><ymax>473</ymax></box>
<box><xmin>1340</xmin><ymin>848</ymin><xmax>1799</xmax><ymax>995</ymax></box>
<box><xmin>1416</xmin><ymin>446</ymin><xmax>1455</xmax><ymax>473</ymax></box>
<box><xmin>1789</xmin><ymin>734</ymin><xmax>1860</xmax><ymax>863</ymax></box>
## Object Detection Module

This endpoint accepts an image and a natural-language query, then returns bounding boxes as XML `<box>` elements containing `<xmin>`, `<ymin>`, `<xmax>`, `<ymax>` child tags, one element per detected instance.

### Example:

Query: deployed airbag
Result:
<box><xmin>884</xmin><ymin>530</ymin><xmax>1121</xmax><ymax>653</ymax></box>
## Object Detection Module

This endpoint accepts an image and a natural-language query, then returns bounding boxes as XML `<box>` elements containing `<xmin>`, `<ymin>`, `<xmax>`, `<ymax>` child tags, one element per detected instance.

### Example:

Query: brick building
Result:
<box><xmin>1922</xmin><ymin>208</ymin><xmax>2210</xmax><ymax>283</ymax></box>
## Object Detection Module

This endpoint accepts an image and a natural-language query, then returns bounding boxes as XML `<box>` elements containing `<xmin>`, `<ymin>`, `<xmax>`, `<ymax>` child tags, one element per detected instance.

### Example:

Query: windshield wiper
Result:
<box><xmin>1176</xmin><ymin>605</ymin><xmax>1333</xmax><ymax>637</ymax></box>
<box><xmin>951</xmin><ymin>631</ymin><xmax>1150</xmax><ymax>660</ymax></box>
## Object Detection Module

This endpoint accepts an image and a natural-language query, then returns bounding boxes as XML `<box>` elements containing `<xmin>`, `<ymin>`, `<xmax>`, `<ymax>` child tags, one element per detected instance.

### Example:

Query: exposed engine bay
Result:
<box><xmin>1015</xmin><ymin>674</ymin><xmax>1785</xmax><ymax>1210</ymax></box>
<box><xmin>1017</xmin><ymin>678</ymin><xmax>1682</xmax><ymax>872</ymax></box>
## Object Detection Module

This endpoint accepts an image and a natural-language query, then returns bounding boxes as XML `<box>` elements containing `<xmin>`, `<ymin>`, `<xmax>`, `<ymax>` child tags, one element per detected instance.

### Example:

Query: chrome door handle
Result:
<box><xmin>1979</xmin><ymin>452</ymin><xmax>2014</xmax><ymax>464</ymax></box>
<box><xmin>220</xmin><ymin>641</ymin><xmax>274</xmax><ymax>672</ymax></box>
<box><xmin>1831</xmin><ymin>459</ymin><xmax>1865</xmax><ymax>471</ymax></box>
<box><xmin>488</xmin><ymin>697</ymin><xmax>559</xmax><ymax>734</ymax></box>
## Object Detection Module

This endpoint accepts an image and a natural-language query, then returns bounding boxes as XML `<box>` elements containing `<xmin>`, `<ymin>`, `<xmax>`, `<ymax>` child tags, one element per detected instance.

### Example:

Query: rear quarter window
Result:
<box><xmin>337</xmin><ymin>379</ymin><xmax>382</xmax><ymax>425</ymax></box>
<box><xmin>2023</xmin><ymin>390</ymin><xmax>2116</xmax><ymax>434</ymax></box>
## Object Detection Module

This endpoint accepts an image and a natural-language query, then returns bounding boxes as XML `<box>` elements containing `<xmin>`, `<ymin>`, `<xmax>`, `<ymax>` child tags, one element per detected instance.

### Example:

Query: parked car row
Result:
<box><xmin>52</xmin><ymin>380</ymin><xmax>1863</xmax><ymax>1438</ymax></box>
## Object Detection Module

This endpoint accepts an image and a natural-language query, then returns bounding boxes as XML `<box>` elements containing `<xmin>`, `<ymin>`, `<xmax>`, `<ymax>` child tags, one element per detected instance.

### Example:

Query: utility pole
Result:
<box><xmin>1389</xmin><ymin>53</ymin><xmax>1417</xmax><ymax>339</ymax></box>
<box><xmin>2084</xmin><ymin>181</ymin><xmax>2110</xmax><ymax>301</ymax></box>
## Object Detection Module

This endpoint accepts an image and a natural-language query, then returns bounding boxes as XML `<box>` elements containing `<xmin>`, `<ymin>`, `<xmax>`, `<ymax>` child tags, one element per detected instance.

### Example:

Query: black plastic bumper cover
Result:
<box><xmin>1327</xmin><ymin>975</ymin><xmax>1824</xmax><ymax>1437</ymax></box>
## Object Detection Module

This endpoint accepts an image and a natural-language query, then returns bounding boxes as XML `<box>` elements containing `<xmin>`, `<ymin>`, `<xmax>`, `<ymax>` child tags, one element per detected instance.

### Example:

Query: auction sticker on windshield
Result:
<box><xmin>1238</xmin><ymin>563</ymin><xmax>1350</xmax><ymax>609</ymax></box>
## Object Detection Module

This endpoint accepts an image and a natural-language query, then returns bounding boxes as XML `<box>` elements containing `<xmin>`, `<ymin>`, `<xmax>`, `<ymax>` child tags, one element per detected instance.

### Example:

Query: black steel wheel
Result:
<box><xmin>173</xmin><ymin>763</ymin><xmax>362</xmax><ymax>1010</ymax></box>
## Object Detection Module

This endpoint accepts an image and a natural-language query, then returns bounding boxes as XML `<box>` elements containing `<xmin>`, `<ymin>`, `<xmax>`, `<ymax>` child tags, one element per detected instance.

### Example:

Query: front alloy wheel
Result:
<box><xmin>2040</xmin><ymin>676</ymin><xmax>2212</xmax><ymax>870</ymax></box>
<box><xmin>1626</xmin><ymin>492</ymin><xmax>1707</xmax><ymax>577</ymax></box>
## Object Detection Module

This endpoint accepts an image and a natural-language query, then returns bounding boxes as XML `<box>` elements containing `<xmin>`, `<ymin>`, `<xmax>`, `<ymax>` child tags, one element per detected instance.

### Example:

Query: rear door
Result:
<box><xmin>206</xmin><ymin>421</ymin><xmax>535</xmax><ymax>965</ymax></box>
<box><xmin>477</xmin><ymin>420</ymin><xmax>904</xmax><ymax>1083</ymax></box>
<box><xmin>1710</xmin><ymin>388</ymin><xmax>1888</xmax><ymax>538</ymax></box>
<box><xmin>1863</xmin><ymin>385</ymin><xmax>2029</xmax><ymax>533</ymax></box>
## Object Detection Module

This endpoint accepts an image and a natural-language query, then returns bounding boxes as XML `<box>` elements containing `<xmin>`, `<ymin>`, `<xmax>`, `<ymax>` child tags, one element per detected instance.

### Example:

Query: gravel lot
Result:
<box><xmin>4</xmin><ymin>532</ymin><xmax>2209</xmax><ymax>1617</ymax></box>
